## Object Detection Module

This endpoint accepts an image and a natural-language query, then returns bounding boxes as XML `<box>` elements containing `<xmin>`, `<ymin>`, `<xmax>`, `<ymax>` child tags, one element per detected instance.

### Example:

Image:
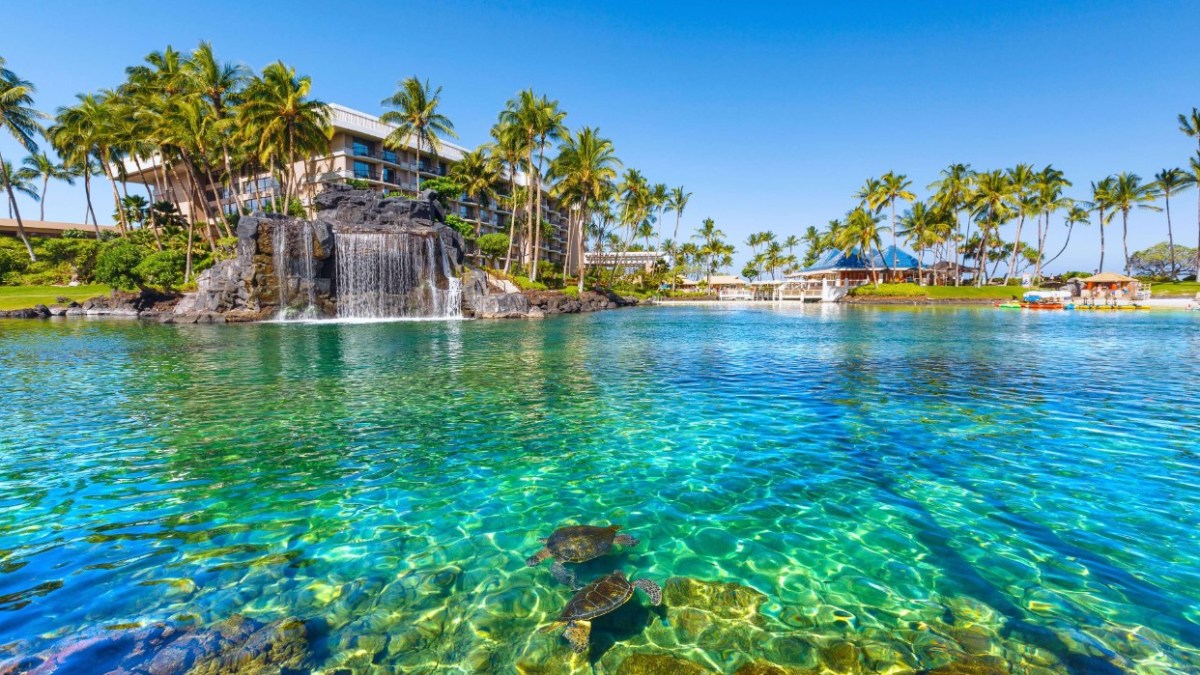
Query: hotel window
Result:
<box><xmin>382</xmin><ymin>148</ymin><xmax>397</xmax><ymax>164</ymax></box>
<box><xmin>352</xmin><ymin>137</ymin><xmax>374</xmax><ymax>157</ymax></box>
<box><xmin>353</xmin><ymin>161</ymin><xmax>372</xmax><ymax>179</ymax></box>
<box><xmin>383</xmin><ymin>167</ymin><xmax>396</xmax><ymax>184</ymax></box>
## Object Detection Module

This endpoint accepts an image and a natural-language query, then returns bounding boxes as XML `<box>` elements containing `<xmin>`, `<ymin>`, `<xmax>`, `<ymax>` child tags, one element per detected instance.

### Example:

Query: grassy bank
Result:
<box><xmin>851</xmin><ymin>283</ymin><xmax>1022</xmax><ymax>300</ymax></box>
<box><xmin>1148</xmin><ymin>281</ymin><xmax>1200</xmax><ymax>298</ymax></box>
<box><xmin>0</xmin><ymin>285</ymin><xmax>112</xmax><ymax>311</ymax></box>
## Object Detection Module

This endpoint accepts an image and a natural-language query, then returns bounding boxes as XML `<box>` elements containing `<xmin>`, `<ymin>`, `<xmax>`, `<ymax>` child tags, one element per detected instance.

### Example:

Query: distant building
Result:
<box><xmin>788</xmin><ymin>246</ymin><xmax>924</xmax><ymax>285</ymax></box>
<box><xmin>118</xmin><ymin>103</ymin><xmax>571</xmax><ymax>263</ymax></box>
<box><xmin>0</xmin><ymin>218</ymin><xmax>117</xmax><ymax>239</ymax></box>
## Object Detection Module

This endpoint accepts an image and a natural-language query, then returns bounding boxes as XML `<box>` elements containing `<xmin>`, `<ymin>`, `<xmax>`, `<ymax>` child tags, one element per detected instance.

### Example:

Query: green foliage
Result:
<box><xmin>477</xmin><ymin>233</ymin><xmax>509</xmax><ymax>262</ymax></box>
<box><xmin>511</xmin><ymin>275</ymin><xmax>547</xmax><ymax>291</ymax></box>
<box><xmin>1130</xmin><ymin>242</ymin><xmax>1197</xmax><ymax>280</ymax></box>
<box><xmin>345</xmin><ymin>178</ymin><xmax>371</xmax><ymax>189</ymax></box>
<box><xmin>0</xmin><ymin>247</ymin><xmax>28</xmax><ymax>282</ymax></box>
<box><xmin>444</xmin><ymin>214</ymin><xmax>474</xmax><ymax>241</ymax></box>
<box><xmin>1060</xmin><ymin>271</ymin><xmax>1091</xmax><ymax>280</ymax></box>
<box><xmin>561</xmin><ymin>285</ymin><xmax>580</xmax><ymax>298</ymax></box>
<box><xmin>93</xmin><ymin>239</ymin><xmax>146</xmax><ymax>290</ymax></box>
<box><xmin>419</xmin><ymin>176</ymin><xmax>463</xmax><ymax>205</ymax></box>
<box><xmin>133</xmin><ymin>250</ymin><xmax>187</xmax><ymax>290</ymax></box>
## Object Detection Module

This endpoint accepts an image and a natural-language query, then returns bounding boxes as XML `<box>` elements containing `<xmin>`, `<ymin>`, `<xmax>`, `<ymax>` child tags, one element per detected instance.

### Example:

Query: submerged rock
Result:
<box><xmin>615</xmin><ymin>652</ymin><xmax>713</xmax><ymax>674</ymax></box>
<box><xmin>663</xmin><ymin>577</ymin><xmax>768</xmax><ymax>623</ymax></box>
<box><xmin>0</xmin><ymin>614</ymin><xmax>312</xmax><ymax>675</ymax></box>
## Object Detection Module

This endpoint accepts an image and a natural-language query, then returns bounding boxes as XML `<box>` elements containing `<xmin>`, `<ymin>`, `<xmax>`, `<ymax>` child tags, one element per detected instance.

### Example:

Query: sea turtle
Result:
<box><xmin>526</xmin><ymin>525</ymin><xmax>640</xmax><ymax>589</ymax></box>
<box><xmin>544</xmin><ymin>570</ymin><xmax>663</xmax><ymax>654</ymax></box>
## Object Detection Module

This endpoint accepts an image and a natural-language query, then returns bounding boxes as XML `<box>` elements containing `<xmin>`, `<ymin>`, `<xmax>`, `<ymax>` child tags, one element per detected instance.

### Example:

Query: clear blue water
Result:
<box><xmin>0</xmin><ymin>306</ymin><xmax>1198</xmax><ymax>673</ymax></box>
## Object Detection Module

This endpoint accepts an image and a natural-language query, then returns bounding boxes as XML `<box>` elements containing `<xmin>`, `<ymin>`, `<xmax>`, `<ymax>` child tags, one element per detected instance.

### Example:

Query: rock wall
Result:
<box><xmin>176</xmin><ymin>186</ymin><xmax>466</xmax><ymax>320</ymax></box>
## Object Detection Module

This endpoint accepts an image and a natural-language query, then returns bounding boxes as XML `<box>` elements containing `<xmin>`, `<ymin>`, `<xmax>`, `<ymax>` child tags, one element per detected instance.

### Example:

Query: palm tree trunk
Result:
<box><xmin>889</xmin><ymin>200</ymin><xmax>897</xmax><ymax>280</ymax></box>
<box><xmin>0</xmin><ymin>150</ymin><xmax>36</xmax><ymax>261</ymax></box>
<box><xmin>577</xmin><ymin>207</ymin><xmax>588</xmax><ymax>294</ymax></box>
<box><xmin>1006</xmin><ymin>213</ymin><xmax>1025</xmax><ymax>283</ymax></box>
<box><xmin>39</xmin><ymin>175</ymin><xmax>48</xmax><ymax>221</ymax></box>
<box><xmin>1098</xmin><ymin>210</ymin><xmax>1106</xmax><ymax>272</ymax></box>
<box><xmin>1044</xmin><ymin>219</ymin><xmax>1075</xmax><ymax>268</ymax></box>
<box><xmin>203</xmin><ymin>164</ymin><xmax>234</xmax><ymax>239</ymax></box>
<box><xmin>502</xmin><ymin>177</ymin><xmax>517</xmax><ymax>274</ymax></box>
<box><xmin>1195</xmin><ymin>188</ymin><xmax>1199</xmax><ymax>280</ymax></box>
<box><xmin>1121</xmin><ymin>209</ymin><xmax>1131</xmax><ymax>275</ymax></box>
<box><xmin>221</xmin><ymin>142</ymin><xmax>245</xmax><ymax>215</ymax></box>
<box><xmin>83</xmin><ymin>171</ymin><xmax>100</xmax><ymax>239</ymax></box>
<box><xmin>101</xmin><ymin>153</ymin><xmax>130</xmax><ymax>236</ymax></box>
<box><xmin>1165</xmin><ymin>193</ymin><xmax>1176</xmax><ymax>278</ymax></box>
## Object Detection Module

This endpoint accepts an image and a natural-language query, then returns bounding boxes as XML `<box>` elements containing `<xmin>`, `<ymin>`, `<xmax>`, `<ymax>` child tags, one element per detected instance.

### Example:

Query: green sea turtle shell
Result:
<box><xmin>545</xmin><ymin>525</ymin><xmax>619</xmax><ymax>563</ymax></box>
<box><xmin>559</xmin><ymin>571</ymin><xmax>634</xmax><ymax>622</ymax></box>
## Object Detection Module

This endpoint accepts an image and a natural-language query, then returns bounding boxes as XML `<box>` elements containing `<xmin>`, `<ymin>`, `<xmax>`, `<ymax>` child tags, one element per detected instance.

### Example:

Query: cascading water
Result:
<box><xmin>334</xmin><ymin>231</ymin><xmax>462</xmax><ymax>319</ymax></box>
<box><xmin>273</xmin><ymin>221</ymin><xmax>320</xmax><ymax>320</ymax></box>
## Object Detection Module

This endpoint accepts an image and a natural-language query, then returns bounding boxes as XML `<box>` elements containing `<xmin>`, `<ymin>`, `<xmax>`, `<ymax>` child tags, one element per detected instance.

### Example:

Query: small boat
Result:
<box><xmin>1075</xmin><ymin>304</ymin><xmax>1149</xmax><ymax>311</ymax></box>
<box><xmin>996</xmin><ymin>301</ymin><xmax>1022</xmax><ymax>309</ymax></box>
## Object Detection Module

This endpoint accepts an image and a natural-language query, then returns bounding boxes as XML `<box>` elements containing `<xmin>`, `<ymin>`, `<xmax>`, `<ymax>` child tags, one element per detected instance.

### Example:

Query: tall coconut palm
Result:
<box><xmin>0</xmin><ymin>56</ymin><xmax>47</xmax><ymax>259</ymax></box>
<box><xmin>548</xmin><ymin>126</ymin><xmax>620</xmax><ymax>291</ymax></box>
<box><xmin>839</xmin><ymin>207</ymin><xmax>886</xmax><ymax>287</ymax></box>
<box><xmin>1186</xmin><ymin>154</ymin><xmax>1200</xmax><ymax>279</ymax></box>
<box><xmin>1154</xmin><ymin>168</ymin><xmax>1192</xmax><ymax>279</ymax></box>
<box><xmin>897</xmin><ymin>201</ymin><xmax>946</xmax><ymax>283</ymax></box>
<box><xmin>1</xmin><ymin>161</ymin><xmax>38</xmax><ymax>218</ymax></box>
<box><xmin>488</xmin><ymin>118</ymin><xmax>526</xmax><ymax>274</ymax></box>
<box><xmin>1031</xmin><ymin>165</ymin><xmax>1071</xmax><ymax>280</ymax></box>
<box><xmin>449</xmin><ymin>146</ymin><xmax>500</xmax><ymax>260</ymax></box>
<box><xmin>1108</xmin><ymin>172</ymin><xmax>1160</xmax><ymax>275</ymax></box>
<box><xmin>381</xmin><ymin>76</ymin><xmax>457</xmax><ymax>196</ymax></box>
<box><xmin>664</xmin><ymin>186</ymin><xmax>691</xmax><ymax>289</ymax></box>
<box><xmin>1179</xmin><ymin>108</ymin><xmax>1200</xmax><ymax>154</ymax></box>
<box><xmin>1044</xmin><ymin>204</ymin><xmax>1088</xmax><ymax>268</ymax></box>
<box><xmin>873</xmin><ymin>172</ymin><xmax>916</xmax><ymax>276</ymax></box>
<box><xmin>969</xmin><ymin>170</ymin><xmax>1014</xmax><ymax>286</ymax></box>
<box><xmin>49</xmin><ymin>112</ymin><xmax>103</xmax><ymax>238</ymax></box>
<box><xmin>185</xmin><ymin>42</ymin><xmax>249</xmax><ymax>215</ymax></box>
<box><xmin>693</xmin><ymin>218</ymin><xmax>728</xmax><ymax>286</ymax></box>
<box><xmin>1086</xmin><ymin>178</ymin><xmax>1116</xmax><ymax>272</ymax></box>
<box><xmin>21</xmin><ymin>153</ymin><xmax>73</xmax><ymax>221</ymax></box>
<box><xmin>240</xmin><ymin>62</ymin><xmax>331</xmax><ymax>213</ymax></box>
<box><xmin>499</xmin><ymin>91</ymin><xmax>565</xmax><ymax>281</ymax></box>
<box><xmin>1002</xmin><ymin>163</ymin><xmax>1037</xmax><ymax>283</ymax></box>
<box><xmin>929</xmin><ymin>163</ymin><xmax>974</xmax><ymax>285</ymax></box>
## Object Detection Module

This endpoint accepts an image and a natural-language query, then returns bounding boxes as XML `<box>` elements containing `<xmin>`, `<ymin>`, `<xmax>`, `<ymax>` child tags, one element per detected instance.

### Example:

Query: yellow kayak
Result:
<box><xmin>1075</xmin><ymin>305</ymin><xmax>1149</xmax><ymax>311</ymax></box>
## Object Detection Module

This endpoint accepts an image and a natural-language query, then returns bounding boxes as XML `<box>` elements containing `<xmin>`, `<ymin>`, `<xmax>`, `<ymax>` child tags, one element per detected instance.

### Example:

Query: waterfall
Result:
<box><xmin>273</xmin><ymin>221</ymin><xmax>320</xmax><ymax>320</ymax></box>
<box><xmin>334</xmin><ymin>232</ymin><xmax>462</xmax><ymax>319</ymax></box>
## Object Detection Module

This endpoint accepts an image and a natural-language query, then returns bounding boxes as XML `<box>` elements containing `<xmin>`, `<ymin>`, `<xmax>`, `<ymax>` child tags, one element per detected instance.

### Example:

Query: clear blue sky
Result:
<box><xmin>3</xmin><ymin>0</ymin><xmax>1198</xmax><ymax>273</ymax></box>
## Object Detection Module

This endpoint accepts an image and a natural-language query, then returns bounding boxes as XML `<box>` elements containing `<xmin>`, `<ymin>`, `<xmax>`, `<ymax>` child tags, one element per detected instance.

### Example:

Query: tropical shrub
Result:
<box><xmin>477</xmin><ymin>233</ymin><xmax>509</xmax><ymax>264</ymax></box>
<box><xmin>419</xmin><ymin>176</ymin><xmax>462</xmax><ymax>205</ymax></box>
<box><xmin>133</xmin><ymin>250</ymin><xmax>188</xmax><ymax>290</ymax></box>
<box><xmin>93</xmin><ymin>239</ymin><xmax>146</xmax><ymax>290</ymax></box>
<box><xmin>1130</xmin><ymin>242</ymin><xmax>1197</xmax><ymax>280</ymax></box>
<box><xmin>511</xmin><ymin>275</ymin><xmax>547</xmax><ymax>291</ymax></box>
<box><xmin>444</xmin><ymin>214</ymin><xmax>474</xmax><ymax>241</ymax></box>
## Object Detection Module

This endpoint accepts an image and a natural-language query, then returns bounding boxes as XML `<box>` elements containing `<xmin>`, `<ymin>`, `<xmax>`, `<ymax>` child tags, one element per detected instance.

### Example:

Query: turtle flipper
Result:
<box><xmin>633</xmin><ymin>578</ymin><xmax>663</xmax><ymax>605</ymax></box>
<box><xmin>613</xmin><ymin>533</ymin><xmax>640</xmax><ymax>547</ymax></box>
<box><xmin>550</xmin><ymin>560</ymin><xmax>580</xmax><ymax>589</ymax></box>
<box><xmin>563</xmin><ymin>620</ymin><xmax>591</xmax><ymax>654</ymax></box>
<box><xmin>526</xmin><ymin>547</ymin><xmax>551</xmax><ymax>567</ymax></box>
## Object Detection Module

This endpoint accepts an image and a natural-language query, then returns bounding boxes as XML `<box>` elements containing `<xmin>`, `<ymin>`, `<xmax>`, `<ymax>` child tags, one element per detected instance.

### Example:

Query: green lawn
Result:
<box><xmin>852</xmin><ymin>283</ymin><xmax>1022</xmax><ymax>300</ymax></box>
<box><xmin>0</xmin><ymin>285</ymin><xmax>112</xmax><ymax>311</ymax></box>
<box><xmin>1147</xmin><ymin>281</ymin><xmax>1200</xmax><ymax>298</ymax></box>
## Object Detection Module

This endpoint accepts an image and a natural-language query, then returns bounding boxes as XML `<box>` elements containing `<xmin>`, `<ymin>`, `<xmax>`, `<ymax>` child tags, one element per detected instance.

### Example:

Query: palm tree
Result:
<box><xmin>0</xmin><ymin>56</ymin><xmax>47</xmax><ymax>259</ymax></box>
<box><xmin>1179</xmin><ymin>108</ymin><xmax>1200</xmax><ymax>154</ymax></box>
<box><xmin>1003</xmin><ymin>163</ymin><xmax>1037</xmax><ymax>283</ymax></box>
<box><xmin>240</xmin><ymin>61</ymin><xmax>331</xmax><ymax>213</ymax></box>
<box><xmin>839</xmin><ymin>207</ymin><xmax>886</xmax><ymax>287</ymax></box>
<box><xmin>185</xmin><ymin>42</ymin><xmax>249</xmax><ymax>215</ymax></box>
<box><xmin>488</xmin><ymin>118</ymin><xmax>526</xmax><ymax>274</ymax></box>
<box><xmin>968</xmin><ymin>170</ymin><xmax>1014</xmax><ymax>286</ymax></box>
<box><xmin>450</xmin><ymin>146</ymin><xmax>500</xmax><ymax>259</ymax></box>
<box><xmin>693</xmin><ymin>218</ymin><xmax>728</xmax><ymax>286</ymax></box>
<box><xmin>1108</xmin><ymin>172</ymin><xmax>1160</xmax><ymax>275</ymax></box>
<box><xmin>800</xmin><ymin>225</ymin><xmax>823</xmax><ymax>267</ymax></box>
<box><xmin>664</xmin><ymin>186</ymin><xmax>690</xmax><ymax>289</ymax></box>
<box><xmin>897</xmin><ymin>201</ymin><xmax>945</xmax><ymax>284</ymax></box>
<box><xmin>547</xmin><ymin>127</ymin><xmax>620</xmax><ymax>291</ymax></box>
<box><xmin>929</xmin><ymin>163</ymin><xmax>973</xmax><ymax>285</ymax></box>
<box><xmin>1031</xmin><ymin>165</ymin><xmax>1071</xmax><ymax>280</ymax></box>
<box><xmin>1</xmin><ymin>161</ymin><xmax>38</xmax><ymax>218</ymax></box>
<box><xmin>1086</xmin><ymin>178</ymin><xmax>1116</xmax><ymax>272</ymax></box>
<box><xmin>22</xmin><ymin>152</ymin><xmax>74</xmax><ymax>221</ymax></box>
<box><xmin>1186</xmin><ymin>154</ymin><xmax>1200</xmax><ymax>279</ymax></box>
<box><xmin>873</xmin><ymin>172</ymin><xmax>916</xmax><ymax>276</ymax></box>
<box><xmin>1154</xmin><ymin>168</ymin><xmax>1192</xmax><ymax>279</ymax></box>
<box><xmin>1044</xmin><ymin>204</ymin><xmax>1088</xmax><ymax>268</ymax></box>
<box><xmin>499</xmin><ymin>90</ymin><xmax>566</xmax><ymax>279</ymax></box>
<box><xmin>381</xmin><ymin>76</ymin><xmax>457</xmax><ymax>196</ymax></box>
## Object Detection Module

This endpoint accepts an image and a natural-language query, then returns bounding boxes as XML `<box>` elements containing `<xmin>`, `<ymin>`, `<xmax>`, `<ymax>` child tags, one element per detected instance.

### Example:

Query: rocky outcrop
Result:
<box><xmin>0</xmin><ymin>615</ymin><xmax>313</xmax><ymax>675</ymax></box>
<box><xmin>0</xmin><ymin>290</ymin><xmax>180</xmax><ymax>319</ymax></box>
<box><xmin>524</xmin><ymin>288</ymin><xmax>638</xmax><ymax>315</ymax></box>
<box><xmin>473</xmin><ymin>292</ymin><xmax>537</xmax><ymax>319</ymax></box>
<box><xmin>176</xmin><ymin>186</ymin><xmax>466</xmax><ymax>320</ymax></box>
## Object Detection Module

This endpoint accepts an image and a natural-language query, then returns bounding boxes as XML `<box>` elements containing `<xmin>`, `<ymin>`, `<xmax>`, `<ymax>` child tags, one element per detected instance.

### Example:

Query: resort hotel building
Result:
<box><xmin>117</xmin><ymin>104</ymin><xmax>572</xmax><ymax>264</ymax></box>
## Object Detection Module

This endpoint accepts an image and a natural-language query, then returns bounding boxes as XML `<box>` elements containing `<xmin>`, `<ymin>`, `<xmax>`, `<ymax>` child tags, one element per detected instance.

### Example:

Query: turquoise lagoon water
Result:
<box><xmin>0</xmin><ymin>305</ymin><xmax>1198</xmax><ymax>673</ymax></box>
